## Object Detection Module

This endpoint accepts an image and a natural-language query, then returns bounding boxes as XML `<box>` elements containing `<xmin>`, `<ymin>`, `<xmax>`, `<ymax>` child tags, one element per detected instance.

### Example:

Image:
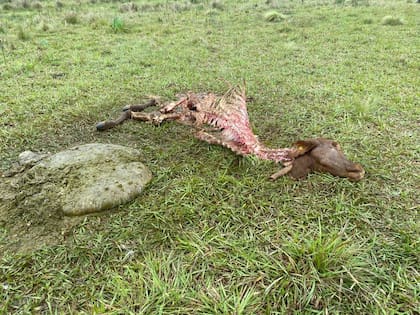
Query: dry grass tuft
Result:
<box><xmin>119</xmin><ymin>2</ymin><xmax>138</xmax><ymax>13</ymax></box>
<box><xmin>381</xmin><ymin>15</ymin><xmax>404</xmax><ymax>25</ymax></box>
<box><xmin>264</xmin><ymin>10</ymin><xmax>287</xmax><ymax>22</ymax></box>
<box><xmin>64</xmin><ymin>12</ymin><xmax>79</xmax><ymax>25</ymax></box>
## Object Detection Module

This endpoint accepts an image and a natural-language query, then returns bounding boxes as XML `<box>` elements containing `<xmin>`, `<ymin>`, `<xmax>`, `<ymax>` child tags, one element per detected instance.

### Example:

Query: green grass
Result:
<box><xmin>0</xmin><ymin>0</ymin><xmax>419</xmax><ymax>313</ymax></box>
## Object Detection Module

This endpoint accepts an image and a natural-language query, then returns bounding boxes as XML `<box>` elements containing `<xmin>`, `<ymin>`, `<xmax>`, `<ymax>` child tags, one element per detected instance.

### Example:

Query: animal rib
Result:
<box><xmin>181</xmin><ymin>86</ymin><xmax>293</xmax><ymax>163</ymax></box>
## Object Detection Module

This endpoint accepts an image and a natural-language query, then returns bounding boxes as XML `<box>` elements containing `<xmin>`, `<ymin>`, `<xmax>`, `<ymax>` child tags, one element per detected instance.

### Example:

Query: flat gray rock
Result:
<box><xmin>0</xmin><ymin>143</ymin><xmax>152</xmax><ymax>255</ymax></box>
<box><xmin>20</xmin><ymin>143</ymin><xmax>152</xmax><ymax>216</ymax></box>
<box><xmin>32</xmin><ymin>143</ymin><xmax>152</xmax><ymax>216</ymax></box>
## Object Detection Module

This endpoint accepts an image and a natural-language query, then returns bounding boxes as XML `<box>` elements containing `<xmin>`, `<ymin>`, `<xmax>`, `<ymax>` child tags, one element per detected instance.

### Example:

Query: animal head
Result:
<box><xmin>272</xmin><ymin>138</ymin><xmax>364</xmax><ymax>181</ymax></box>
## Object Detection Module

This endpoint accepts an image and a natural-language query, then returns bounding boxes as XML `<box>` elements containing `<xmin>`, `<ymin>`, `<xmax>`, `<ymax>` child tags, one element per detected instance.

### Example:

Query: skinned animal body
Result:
<box><xmin>97</xmin><ymin>86</ymin><xmax>364</xmax><ymax>181</ymax></box>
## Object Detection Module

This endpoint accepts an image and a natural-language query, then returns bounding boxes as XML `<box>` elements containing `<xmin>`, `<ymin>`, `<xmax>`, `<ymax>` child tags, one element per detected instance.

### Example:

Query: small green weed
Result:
<box><xmin>111</xmin><ymin>16</ymin><xmax>125</xmax><ymax>32</ymax></box>
<box><xmin>286</xmin><ymin>229</ymin><xmax>366</xmax><ymax>276</ymax></box>
<box><xmin>17</xmin><ymin>26</ymin><xmax>30</xmax><ymax>40</ymax></box>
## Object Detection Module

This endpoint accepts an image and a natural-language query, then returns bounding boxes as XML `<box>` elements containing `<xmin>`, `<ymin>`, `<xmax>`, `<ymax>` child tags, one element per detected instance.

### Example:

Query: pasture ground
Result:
<box><xmin>0</xmin><ymin>0</ymin><xmax>419</xmax><ymax>313</ymax></box>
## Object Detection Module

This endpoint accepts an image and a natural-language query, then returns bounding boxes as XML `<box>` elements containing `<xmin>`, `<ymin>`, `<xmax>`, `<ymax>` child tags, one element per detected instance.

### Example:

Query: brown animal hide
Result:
<box><xmin>270</xmin><ymin>138</ymin><xmax>365</xmax><ymax>181</ymax></box>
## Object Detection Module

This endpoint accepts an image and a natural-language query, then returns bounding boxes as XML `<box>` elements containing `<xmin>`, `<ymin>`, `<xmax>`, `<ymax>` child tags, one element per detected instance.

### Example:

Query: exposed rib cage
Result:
<box><xmin>164</xmin><ymin>86</ymin><xmax>293</xmax><ymax>163</ymax></box>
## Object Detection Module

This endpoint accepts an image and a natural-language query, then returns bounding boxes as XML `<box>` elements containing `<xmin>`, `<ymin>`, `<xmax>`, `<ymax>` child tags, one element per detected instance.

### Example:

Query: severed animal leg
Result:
<box><xmin>160</xmin><ymin>98</ymin><xmax>188</xmax><ymax>113</ymax></box>
<box><xmin>269</xmin><ymin>164</ymin><xmax>294</xmax><ymax>180</ymax></box>
<box><xmin>123</xmin><ymin>99</ymin><xmax>157</xmax><ymax>112</ymax></box>
<box><xmin>96</xmin><ymin>99</ymin><xmax>157</xmax><ymax>131</ymax></box>
<box><xmin>96</xmin><ymin>110</ymin><xmax>132</xmax><ymax>131</ymax></box>
<box><xmin>131</xmin><ymin>111</ymin><xmax>184</xmax><ymax>126</ymax></box>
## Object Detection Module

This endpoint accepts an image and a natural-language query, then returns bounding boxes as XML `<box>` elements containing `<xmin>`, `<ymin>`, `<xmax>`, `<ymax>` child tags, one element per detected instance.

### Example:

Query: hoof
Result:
<box><xmin>96</xmin><ymin>121</ymin><xmax>107</xmax><ymax>131</ymax></box>
<box><xmin>122</xmin><ymin>105</ymin><xmax>131</xmax><ymax>112</ymax></box>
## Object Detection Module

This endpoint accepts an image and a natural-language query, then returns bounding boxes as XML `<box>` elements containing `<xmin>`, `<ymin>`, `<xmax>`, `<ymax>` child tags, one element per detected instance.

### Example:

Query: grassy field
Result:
<box><xmin>0</xmin><ymin>0</ymin><xmax>419</xmax><ymax>313</ymax></box>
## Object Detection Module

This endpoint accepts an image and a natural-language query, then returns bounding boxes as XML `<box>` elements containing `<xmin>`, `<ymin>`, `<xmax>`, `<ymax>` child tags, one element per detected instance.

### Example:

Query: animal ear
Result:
<box><xmin>291</xmin><ymin>139</ymin><xmax>318</xmax><ymax>157</ymax></box>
